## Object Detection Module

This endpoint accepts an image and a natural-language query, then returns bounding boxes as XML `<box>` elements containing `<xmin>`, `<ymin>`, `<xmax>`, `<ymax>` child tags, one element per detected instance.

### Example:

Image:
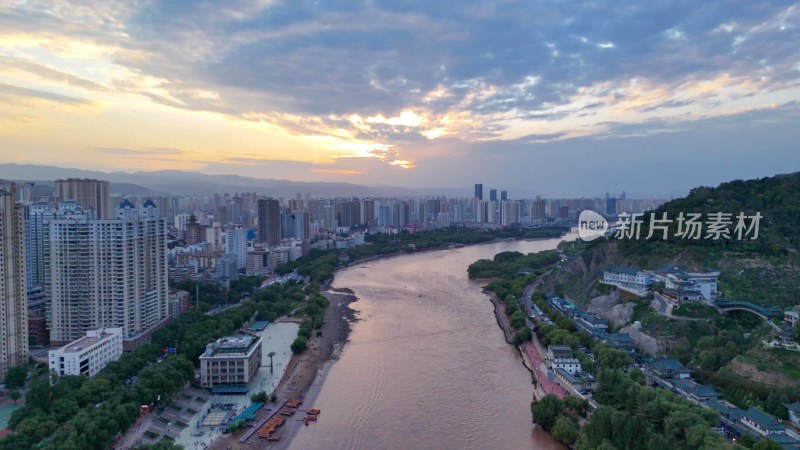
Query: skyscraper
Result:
<box><xmin>474</xmin><ymin>183</ymin><xmax>483</xmax><ymax>200</ymax></box>
<box><xmin>490</xmin><ymin>189</ymin><xmax>497</xmax><ymax>202</ymax></box>
<box><xmin>257</xmin><ymin>198</ymin><xmax>280</xmax><ymax>246</ymax></box>
<box><xmin>500</xmin><ymin>190</ymin><xmax>508</xmax><ymax>201</ymax></box>
<box><xmin>0</xmin><ymin>188</ymin><xmax>29</xmax><ymax>379</ymax></box>
<box><xmin>48</xmin><ymin>201</ymin><xmax>169</xmax><ymax>343</ymax></box>
<box><xmin>54</xmin><ymin>178</ymin><xmax>111</xmax><ymax>219</ymax></box>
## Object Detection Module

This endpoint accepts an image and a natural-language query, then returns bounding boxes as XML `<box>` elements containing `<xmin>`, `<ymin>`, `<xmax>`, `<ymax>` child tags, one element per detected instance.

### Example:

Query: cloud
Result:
<box><xmin>0</xmin><ymin>55</ymin><xmax>109</xmax><ymax>92</ymax></box>
<box><xmin>95</xmin><ymin>147</ymin><xmax>188</xmax><ymax>156</ymax></box>
<box><xmin>1</xmin><ymin>0</ymin><xmax>800</xmax><ymax>184</ymax></box>
<box><xmin>0</xmin><ymin>82</ymin><xmax>95</xmax><ymax>105</ymax></box>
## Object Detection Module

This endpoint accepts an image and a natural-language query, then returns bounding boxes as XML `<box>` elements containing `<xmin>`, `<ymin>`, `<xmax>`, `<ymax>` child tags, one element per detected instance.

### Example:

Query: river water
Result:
<box><xmin>288</xmin><ymin>233</ymin><xmax>578</xmax><ymax>450</ymax></box>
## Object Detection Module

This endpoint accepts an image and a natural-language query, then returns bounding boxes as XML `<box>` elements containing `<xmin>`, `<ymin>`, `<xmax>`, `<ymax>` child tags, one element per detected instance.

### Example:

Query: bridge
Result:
<box><xmin>713</xmin><ymin>298</ymin><xmax>783</xmax><ymax>332</ymax></box>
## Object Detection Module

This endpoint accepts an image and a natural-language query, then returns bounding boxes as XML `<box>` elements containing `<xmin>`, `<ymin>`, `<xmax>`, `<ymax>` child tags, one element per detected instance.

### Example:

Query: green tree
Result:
<box><xmin>736</xmin><ymin>434</ymin><xmax>755</xmax><ymax>448</ymax></box>
<box><xmin>9</xmin><ymin>390</ymin><xmax>21</xmax><ymax>404</ymax></box>
<box><xmin>595</xmin><ymin>348</ymin><xmax>632</xmax><ymax>370</ymax></box>
<box><xmin>3</xmin><ymin>365</ymin><xmax>27</xmax><ymax>389</ymax></box>
<box><xmin>552</xmin><ymin>415</ymin><xmax>579</xmax><ymax>445</ymax></box>
<box><xmin>291</xmin><ymin>336</ymin><xmax>308</xmax><ymax>353</ymax></box>
<box><xmin>628</xmin><ymin>367</ymin><xmax>646</xmax><ymax>385</ymax></box>
<box><xmin>531</xmin><ymin>394</ymin><xmax>564</xmax><ymax>432</ymax></box>
<box><xmin>250</xmin><ymin>391</ymin><xmax>267</xmax><ymax>403</ymax></box>
<box><xmin>753</xmin><ymin>438</ymin><xmax>783</xmax><ymax>450</ymax></box>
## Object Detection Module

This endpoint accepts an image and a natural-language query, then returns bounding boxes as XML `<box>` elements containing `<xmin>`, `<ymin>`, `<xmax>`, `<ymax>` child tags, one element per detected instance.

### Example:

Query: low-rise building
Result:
<box><xmin>785</xmin><ymin>401</ymin><xmax>800</xmax><ymax>427</ymax></box>
<box><xmin>647</xmin><ymin>358</ymin><xmax>693</xmax><ymax>380</ymax></box>
<box><xmin>740</xmin><ymin>406</ymin><xmax>788</xmax><ymax>438</ymax></box>
<box><xmin>656</xmin><ymin>265</ymin><xmax>719</xmax><ymax>301</ymax></box>
<box><xmin>672</xmin><ymin>379</ymin><xmax>722</xmax><ymax>404</ymax></box>
<box><xmin>785</xmin><ymin>309</ymin><xmax>799</xmax><ymax>328</ymax></box>
<box><xmin>548</xmin><ymin>345</ymin><xmax>581</xmax><ymax>375</ymax></box>
<box><xmin>48</xmin><ymin>328</ymin><xmax>123</xmax><ymax>377</ymax></box>
<box><xmin>602</xmin><ymin>266</ymin><xmax>654</xmax><ymax>297</ymax></box>
<box><xmin>555</xmin><ymin>367</ymin><xmax>597</xmax><ymax>392</ymax></box>
<box><xmin>574</xmin><ymin>312</ymin><xmax>609</xmax><ymax>334</ymax></box>
<box><xmin>199</xmin><ymin>335</ymin><xmax>262</xmax><ymax>388</ymax></box>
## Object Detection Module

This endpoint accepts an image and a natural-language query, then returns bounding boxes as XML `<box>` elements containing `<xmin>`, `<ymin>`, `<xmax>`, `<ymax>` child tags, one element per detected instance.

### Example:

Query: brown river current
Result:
<box><xmin>287</xmin><ymin>233</ymin><xmax>578</xmax><ymax>450</ymax></box>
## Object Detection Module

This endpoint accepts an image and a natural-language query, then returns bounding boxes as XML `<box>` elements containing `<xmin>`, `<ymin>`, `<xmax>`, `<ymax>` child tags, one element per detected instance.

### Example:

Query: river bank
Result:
<box><xmin>208</xmin><ymin>288</ymin><xmax>357</xmax><ymax>449</ymax></box>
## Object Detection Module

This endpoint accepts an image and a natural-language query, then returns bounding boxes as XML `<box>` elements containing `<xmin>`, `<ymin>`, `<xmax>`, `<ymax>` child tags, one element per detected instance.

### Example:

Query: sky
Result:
<box><xmin>1</xmin><ymin>0</ymin><xmax>799</xmax><ymax>197</ymax></box>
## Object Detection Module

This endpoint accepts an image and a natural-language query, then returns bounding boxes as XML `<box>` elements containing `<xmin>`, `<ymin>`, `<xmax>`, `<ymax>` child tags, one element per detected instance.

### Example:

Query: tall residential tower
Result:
<box><xmin>0</xmin><ymin>187</ymin><xmax>29</xmax><ymax>378</ymax></box>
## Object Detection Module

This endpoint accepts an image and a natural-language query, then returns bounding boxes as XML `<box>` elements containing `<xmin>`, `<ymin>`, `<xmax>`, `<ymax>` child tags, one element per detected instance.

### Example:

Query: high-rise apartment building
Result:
<box><xmin>225</xmin><ymin>225</ymin><xmax>247</xmax><ymax>269</ymax></box>
<box><xmin>257</xmin><ymin>198</ymin><xmax>280</xmax><ymax>246</ymax></box>
<box><xmin>531</xmin><ymin>199</ymin><xmax>547</xmax><ymax>224</ymax></box>
<box><xmin>0</xmin><ymin>188</ymin><xmax>29</xmax><ymax>379</ymax></box>
<box><xmin>54</xmin><ymin>178</ymin><xmax>111</xmax><ymax>219</ymax></box>
<box><xmin>48</xmin><ymin>202</ymin><xmax>169</xmax><ymax>344</ymax></box>
<box><xmin>500</xmin><ymin>200</ymin><xmax>521</xmax><ymax>226</ymax></box>
<box><xmin>360</xmin><ymin>198</ymin><xmax>375</xmax><ymax>225</ymax></box>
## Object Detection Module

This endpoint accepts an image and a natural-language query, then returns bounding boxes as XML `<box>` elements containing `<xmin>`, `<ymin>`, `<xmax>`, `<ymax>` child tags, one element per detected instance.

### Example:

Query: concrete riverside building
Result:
<box><xmin>199</xmin><ymin>335</ymin><xmax>262</xmax><ymax>388</ymax></box>
<box><xmin>48</xmin><ymin>328</ymin><xmax>123</xmax><ymax>377</ymax></box>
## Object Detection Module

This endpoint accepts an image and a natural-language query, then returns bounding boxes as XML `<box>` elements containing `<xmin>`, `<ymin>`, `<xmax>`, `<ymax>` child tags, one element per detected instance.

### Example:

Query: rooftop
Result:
<box><xmin>605</xmin><ymin>265</ymin><xmax>641</xmax><ymax>275</ymax></box>
<box><xmin>742</xmin><ymin>407</ymin><xmax>786</xmax><ymax>430</ymax></box>
<box><xmin>62</xmin><ymin>330</ymin><xmax>118</xmax><ymax>353</ymax></box>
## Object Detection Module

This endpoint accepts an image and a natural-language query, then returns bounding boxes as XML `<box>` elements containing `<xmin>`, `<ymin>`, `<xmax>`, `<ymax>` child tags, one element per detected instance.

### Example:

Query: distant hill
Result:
<box><xmin>0</xmin><ymin>163</ymin><xmax>466</xmax><ymax>198</ymax></box>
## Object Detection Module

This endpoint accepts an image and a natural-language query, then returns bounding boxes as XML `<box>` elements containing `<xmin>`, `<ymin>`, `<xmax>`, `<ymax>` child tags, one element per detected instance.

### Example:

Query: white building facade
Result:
<box><xmin>49</xmin><ymin>328</ymin><xmax>123</xmax><ymax>377</ymax></box>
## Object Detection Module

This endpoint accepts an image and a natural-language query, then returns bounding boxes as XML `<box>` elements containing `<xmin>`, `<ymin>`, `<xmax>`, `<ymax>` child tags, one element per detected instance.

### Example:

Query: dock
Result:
<box><xmin>239</xmin><ymin>399</ymin><xmax>288</xmax><ymax>443</ymax></box>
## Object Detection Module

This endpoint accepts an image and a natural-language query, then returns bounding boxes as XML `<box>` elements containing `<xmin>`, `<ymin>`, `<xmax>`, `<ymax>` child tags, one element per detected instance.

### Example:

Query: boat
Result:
<box><xmin>267</xmin><ymin>436</ymin><xmax>281</xmax><ymax>441</ymax></box>
<box><xmin>306</xmin><ymin>415</ymin><xmax>317</xmax><ymax>421</ymax></box>
<box><xmin>307</xmin><ymin>409</ymin><xmax>320</xmax><ymax>415</ymax></box>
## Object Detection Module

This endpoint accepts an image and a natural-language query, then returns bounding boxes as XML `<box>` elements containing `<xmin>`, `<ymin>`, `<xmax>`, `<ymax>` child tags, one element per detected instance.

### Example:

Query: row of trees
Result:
<box><xmin>468</xmin><ymin>249</ymin><xmax>562</xmax><ymax>279</ymax></box>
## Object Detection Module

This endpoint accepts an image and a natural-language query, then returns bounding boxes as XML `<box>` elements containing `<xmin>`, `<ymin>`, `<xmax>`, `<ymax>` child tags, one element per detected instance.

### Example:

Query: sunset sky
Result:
<box><xmin>1</xmin><ymin>1</ymin><xmax>799</xmax><ymax>196</ymax></box>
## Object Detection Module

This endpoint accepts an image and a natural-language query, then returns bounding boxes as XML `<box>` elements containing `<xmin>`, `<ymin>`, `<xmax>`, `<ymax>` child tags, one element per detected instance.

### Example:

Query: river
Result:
<box><xmin>287</xmin><ymin>232</ymin><xmax>578</xmax><ymax>449</ymax></box>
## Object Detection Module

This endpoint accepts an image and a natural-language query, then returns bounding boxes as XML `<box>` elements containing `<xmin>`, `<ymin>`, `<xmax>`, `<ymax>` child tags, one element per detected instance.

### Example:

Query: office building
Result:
<box><xmin>54</xmin><ymin>178</ymin><xmax>111</xmax><ymax>220</ymax></box>
<box><xmin>257</xmin><ymin>198</ymin><xmax>280</xmax><ymax>246</ymax></box>
<box><xmin>501</xmin><ymin>190</ymin><xmax>508</xmax><ymax>201</ymax></box>
<box><xmin>199</xmin><ymin>335</ymin><xmax>262</xmax><ymax>388</ymax></box>
<box><xmin>0</xmin><ymin>188</ymin><xmax>29</xmax><ymax>379</ymax></box>
<box><xmin>48</xmin><ymin>328</ymin><xmax>123</xmax><ymax>377</ymax></box>
<box><xmin>48</xmin><ymin>202</ymin><xmax>169</xmax><ymax>343</ymax></box>
<box><xmin>489</xmin><ymin>189</ymin><xmax>497</xmax><ymax>202</ymax></box>
<box><xmin>474</xmin><ymin>183</ymin><xmax>483</xmax><ymax>200</ymax></box>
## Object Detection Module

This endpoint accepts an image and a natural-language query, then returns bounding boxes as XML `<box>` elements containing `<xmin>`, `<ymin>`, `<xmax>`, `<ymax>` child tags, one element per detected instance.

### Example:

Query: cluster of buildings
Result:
<box><xmin>644</xmin><ymin>358</ymin><xmax>800</xmax><ymax>449</ymax></box>
<box><xmin>546</xmin><ymin>344</ymin><xmax>597</xmax><ymax>392</ymax></box>
<box><xmin>602</xmin><ymin>264</ymin><xmax>719</xmax><ymax>300</ymax></box>
<box><xmin>545</xmin><ymin>295</ymin><xmax>637</xmax><ymax>354</ymax></box>
<box><xmin>0</xmin><ymin>177</ymin><xmax>664</xmax><ymax>382</ymax></box>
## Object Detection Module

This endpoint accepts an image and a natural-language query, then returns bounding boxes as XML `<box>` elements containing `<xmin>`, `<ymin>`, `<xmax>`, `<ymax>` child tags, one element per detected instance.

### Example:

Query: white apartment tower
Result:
<box><xmin>225</xmin><ymin>225</ymin><xmax>247</xmax><ymax>269</ymax></box>
<box><xmin>48</xmin><ymin>200</ymin><xmax>169</xmax><ymax>343</ymax></box>
<box><xmin>0</xmin><ymin>188</ymin><xmax>29</xmax><ymax>379</ymax></box>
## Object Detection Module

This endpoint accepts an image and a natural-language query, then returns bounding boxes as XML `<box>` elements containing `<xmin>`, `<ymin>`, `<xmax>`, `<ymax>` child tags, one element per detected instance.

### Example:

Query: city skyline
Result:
<box><xmin>1</xmin><ymin>1</ymin><xmax>799</xmax><ymax>196</ymax></box>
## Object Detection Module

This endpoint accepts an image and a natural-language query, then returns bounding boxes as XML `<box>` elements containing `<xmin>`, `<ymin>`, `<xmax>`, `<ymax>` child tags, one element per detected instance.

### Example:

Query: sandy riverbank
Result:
<box><xmin>208</xmin><ymin>288</ymin><xmax>357</xmax><ymax>449</ymax></box>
